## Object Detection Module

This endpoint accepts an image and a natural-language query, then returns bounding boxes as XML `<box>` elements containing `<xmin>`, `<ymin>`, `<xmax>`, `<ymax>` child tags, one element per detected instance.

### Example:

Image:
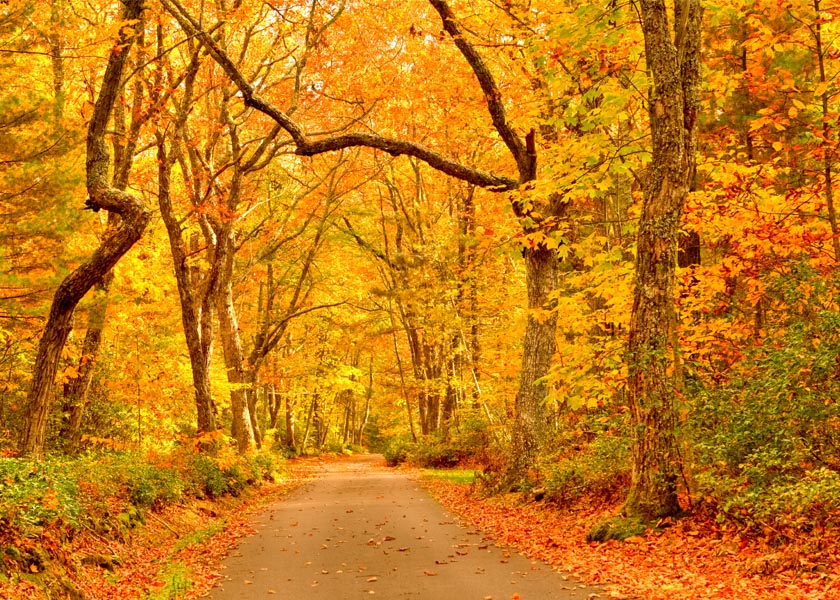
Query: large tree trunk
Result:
<box><xmin>624</xmin><ymin>0</ymin><xmax>701</xmax><ymax>520</ymax></box>
<box><xmin>508</xmin><ymin>245</ymin><xmax>559</xmax><ymax>474</ymax></box>
<box><xmin>59</xmin><ymin>44</ymin><xmax>151</xmax><ymax>452</ymax></box>
<box><xmin>18</xmin><ymin>0</ymin><xmax>150</xmax><ymax>459</ymax></box>
<box><xmin>59</xmin><ymin>277</ymin><xmax>110</xmax><ymax>453</ymax></box>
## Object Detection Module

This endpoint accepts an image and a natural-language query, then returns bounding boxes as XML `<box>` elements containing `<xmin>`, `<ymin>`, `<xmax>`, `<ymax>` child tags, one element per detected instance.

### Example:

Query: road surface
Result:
<box><xmin>209</xmin><ymin>454</ymin><xmax>600</xmax><ymax>600</ymax></box>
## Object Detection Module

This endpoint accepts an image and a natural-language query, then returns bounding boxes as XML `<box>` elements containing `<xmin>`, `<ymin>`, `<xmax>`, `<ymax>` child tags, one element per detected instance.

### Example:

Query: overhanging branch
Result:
<box><xmin>160</xmin><ymin>0</ymin><xmax>518</xmax><ymax>191</ymax></box>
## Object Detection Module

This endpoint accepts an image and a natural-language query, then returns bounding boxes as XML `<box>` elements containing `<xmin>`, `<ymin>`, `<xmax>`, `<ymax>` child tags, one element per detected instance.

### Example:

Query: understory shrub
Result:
<box><xmin>409</xmin><ymin>439</ymin><xmax>461</xmax><ymax>468</ymax></box>
<box><xmin>389</xmin><ymin>413</ymin><xmax>495</xmax><ymax>469</ymax></box>
<box><xmin>0</xmin><ymin>446</ymin><xmax>283</xmax><ymax>543</ymax></box>
<box><xmin>541</xmin><ymin>426</ymin><xmax>631</xmax><ymax>505</ymax></box>
<box><xmin>190</xmin><ymin>449</ymin><xmax>279</xmax><ymax>498</ymax></box>
<box><xmin>0</xmin><ymin>459</ymin><xmax>82</xmax><ymax>533</ymax></box>
<box><xmin>690</xmin><ymin>282</ymin><xmax>840</xmax><ymax>533</ymax></box>
<box><xmin>383</xmin><ymin>437</ymin><xmax>411</xmax><ymax>467</ymax></box>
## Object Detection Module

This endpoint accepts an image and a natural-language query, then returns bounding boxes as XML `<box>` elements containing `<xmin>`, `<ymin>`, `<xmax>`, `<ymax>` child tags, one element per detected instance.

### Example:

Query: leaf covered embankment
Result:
<box><xmin>422</xmin><ymin>477</ymin><xmax>840</xmax><ymax>600</ymax></box>
<box><xmin>0</xmin><ymin>448</ymin><xmax>308</xmax><ymax>600</ymax></box>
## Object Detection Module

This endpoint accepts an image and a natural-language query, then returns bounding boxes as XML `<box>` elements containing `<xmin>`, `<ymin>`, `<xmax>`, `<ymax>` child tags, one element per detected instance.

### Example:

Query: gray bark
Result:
<box><xmin>19</xmin><ymin>0</ymin><xmax>150</xmax><ymax>459</ymax></box>
<box><xmin>624</xmin><ymin>0</ymin><xmax>702</xmax><ymax>520</ymax></box>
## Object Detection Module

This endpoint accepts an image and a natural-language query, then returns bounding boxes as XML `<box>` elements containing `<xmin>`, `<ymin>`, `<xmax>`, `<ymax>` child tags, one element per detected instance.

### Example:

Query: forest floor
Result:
<box><xmin>0</xmin><ymin>460</ymin><xmax>311</xmax><ymax>600</ymax></box>
<box><xmin>3</xmin><ymin>454</ymin><xmax>839</xmax><ymax>599</ymax></box>
<box><xmin>422</xmin><ymin>474</ymin><xmax>840</xmax><ymax>599</ymax></box>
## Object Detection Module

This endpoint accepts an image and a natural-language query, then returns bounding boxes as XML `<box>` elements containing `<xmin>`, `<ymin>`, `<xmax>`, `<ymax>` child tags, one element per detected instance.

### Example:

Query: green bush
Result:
<box><xmin>0</xmin><ymin>458</ymin><xmax>81</xmax><ymax>533</ymax></box>
<box><xmin>188</xmin><ymin>450</ymin><xmax>280</xmax><ymax>498</ymax></box>
<box><xmin>386</xmin><ymin>414</ymin><xmax>494</xmax><ymax>469</ymax></box>
<box><xmin>246</xmin><ymin>452</ymin><xmax>279</xmax><ymax>482</ymax></box>
<box><xmin>190</xmin><ymin>454</ymin><xmax>231</xmax><ymax>498</ymax></box>
<box><xmin>542</xmin><ymin>432</ymin><xmax>630</xmax><ymax>505</ymax></box>
<box><xmin>408</xmin><ymin>440</ymin><xmax>460</xmax><ymax>468</ymax></box>
<box><xmin>0</xmin><ymin>447</ymin><xmax>285</xmax><ymax>545</ymax></box>
<box><xmin>383</xmin><ymin>438</ymin><xmax>411</xmax><ymax>467</ymax></box>
<box><xmin>689</xmin><ymin>273</ymin><xmax>840</xmax><ymax>532</ymax></box>
<box><xmin>126</xmin><ymin>463</ymin><xmax>186</xmax><ymax>508</ymax></box>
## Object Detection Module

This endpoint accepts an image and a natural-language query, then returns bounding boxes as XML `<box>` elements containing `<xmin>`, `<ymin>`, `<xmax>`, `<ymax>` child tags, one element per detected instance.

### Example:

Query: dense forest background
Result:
<box><xmin>2</xmin><ymin>0</ymin><xmax>840</xmax><ymax>548</ymax></box>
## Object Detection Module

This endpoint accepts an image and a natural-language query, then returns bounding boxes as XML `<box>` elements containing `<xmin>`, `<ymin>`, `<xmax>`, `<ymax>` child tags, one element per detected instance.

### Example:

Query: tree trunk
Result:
<box><xmin>391</xmin><ymin>327</ymin><xmax>417</xmax><ymax>443</ymax></box>
<box><xmin>508</xmin><ymin>245</ymin><xmax>559</xmax><ymax>475</ymax></box>
<box><xmin>217</xmin><ymin>279</ymin><xmax>256</xmax><ymax>452</ymax></box>
<box><xmin>624</xmin><ymin>0</ymin><xmax>701</xmax><ymax>520</ymax></box>
<box><xmin>156</xmin><ymin>135</ymin><xmax>218</xmax><ymax>437</ymax></box>
<box><xmin>813</xmin><ymin>0</ymin><xmax>840</xmax><ymax>262</ymax></box>
<box><xmin>58</xmin><ymin>53</ymin><xmax>147</xmax><ymax>453</ymax></box>
<box><xmin>18</xmin><ymin>0</ymin><xmax>150</xmax><ymax>459</ymax></box>
<box><xmin>356</xmin><ymin>358</ymin><xmax>374</xmax><ymax>445</ymax></box>
<box><xmin>285</xmin><ymin>393</ymin><xmax>297</xmax><ymax>451</ymax></box>
<box><xmin>268</xmin><ymin>388</ymin><xmax>281</xmax><ymax>429</ymax></box>
<box><xmin>301</xmin><ymin>394</ymin><xmax>316</xmax><ymax>451</ymax></box>
<box><xmin>247</xmin><ymin>388</ymin><xmax>262</xmax><ymax>448</ymax></box>
<box><xmin>59</xmin><ymin>277</ymin><xmax>111</xmax><ymax>453</ymax></box>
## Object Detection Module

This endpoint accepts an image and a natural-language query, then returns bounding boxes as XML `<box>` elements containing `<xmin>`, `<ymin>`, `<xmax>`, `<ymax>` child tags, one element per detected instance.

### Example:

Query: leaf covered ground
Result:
<box><xmin>4</xmin><ymin>456</ymin><xmax>838</xmax><ymax>599</ymax></box>
<box><xmin>422</xmin><ymin>478</ymin><xmax>840</xmax><ymax>600</ymax></box>
<box><xmin>0</xmin><ymin>460</ymin><xmax>316</xmax><ymax>600</ymax></box>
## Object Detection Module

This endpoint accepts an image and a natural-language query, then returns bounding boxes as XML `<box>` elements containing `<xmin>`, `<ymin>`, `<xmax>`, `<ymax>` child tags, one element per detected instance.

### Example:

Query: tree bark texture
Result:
<box><xmin>508</xmin><ymin>245</ymin><xmax>559</xmax><ymax>471</ymax></box>
<box><xmin>284</xmin><ymin>393</ymin><xmax>297</xmax><ymax>450</ymax></box>
<box><xmin>624</xmin><ymin>0</ymin><xmax>702</xmax><ymax>520</ymax></box>
<box><xmin>19</xmin><ymin>0</ymin><xmax>150</xmax><ymax>459</ymax></box>
<box><xmin>217</xmin><ymin>280</ymin><xmax>257</xmax><ymax>452</ymax></box>
<box><xmin>59</xmin><ymin>277</ymin><xmax>110</xmax><ymax>453</ymax></box>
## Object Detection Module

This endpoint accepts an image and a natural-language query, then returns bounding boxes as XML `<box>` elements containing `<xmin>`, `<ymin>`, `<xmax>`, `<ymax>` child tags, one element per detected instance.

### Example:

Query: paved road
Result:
<box><xmin>209</xmin><ymin>454</ymin><xmax>599</xmax><ymax>600</ymax></box>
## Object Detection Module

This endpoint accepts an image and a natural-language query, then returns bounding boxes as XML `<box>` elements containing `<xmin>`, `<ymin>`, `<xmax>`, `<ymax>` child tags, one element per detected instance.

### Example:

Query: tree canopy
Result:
<box><xmin>2</xmin><ymin>0</ymin><xmax>840</xmax><ymax>546</ymax></box>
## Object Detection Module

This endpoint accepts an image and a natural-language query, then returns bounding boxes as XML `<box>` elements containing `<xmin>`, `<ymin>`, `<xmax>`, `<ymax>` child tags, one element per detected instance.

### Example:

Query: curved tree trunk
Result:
<box><xmin>19</xmin><ymin>0</ymin><xmax>150</xmax><ymax>459</ymax></box>
<box><xmin>59</xmin><ymin>276</ymin><xmax>110</xmax><ymax>453</ymax></box>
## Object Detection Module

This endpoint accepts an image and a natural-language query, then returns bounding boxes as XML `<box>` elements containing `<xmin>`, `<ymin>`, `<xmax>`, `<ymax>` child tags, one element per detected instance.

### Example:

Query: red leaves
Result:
<box><xmin>422</xmin><ymin>479</ymin><xmax>840</xmax><ymax>600</ymax></box>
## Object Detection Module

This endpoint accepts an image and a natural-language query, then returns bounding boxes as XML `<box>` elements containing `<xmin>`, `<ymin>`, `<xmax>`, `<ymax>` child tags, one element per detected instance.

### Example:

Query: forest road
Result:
<box><xmin>208</xmin><ymin>453</ymin><xmax>601</xmax><ymax>600</ymax></box>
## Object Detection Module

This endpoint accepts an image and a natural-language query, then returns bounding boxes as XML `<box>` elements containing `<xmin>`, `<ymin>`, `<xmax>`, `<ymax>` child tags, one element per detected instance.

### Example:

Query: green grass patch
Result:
<box><xmin>142</xmin><ymin>561</ymin><xmax>192</xmax><ymax>600</ymax></box>
<box><xmin>171</xmin><ymin>519</ymin><xmax>225</xmax><ymax>554</ymax></box>
<box><xmin>421</xmin><ymin>468</ymin><xmax>476</xmax><ymax>484</ymax></box>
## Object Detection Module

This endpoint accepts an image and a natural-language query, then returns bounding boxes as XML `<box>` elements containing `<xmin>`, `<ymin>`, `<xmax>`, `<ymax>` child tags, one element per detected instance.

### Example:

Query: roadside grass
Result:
<box><xmin>0</xmin><ymin>449</ymin><xmax>301</xmax><ymax>600</ymax></box>
<box><xmin>142</xmin><ymin>562</ymin><xmax>191</xmax><ymax>600</ymax></box>
<box><xmin>141</xmin><ymin>519</ymin><xmax>228</xmax><ymax>599</ymax></box>
<box><xmin>420</xmin><ymin>468</ymin><xmax>476</xmax><ymax>485</ymax></box>
<box><xmin>171</xmin><ymin>520</ymin><xmax>226</xmax><ymax>554</ymax></box>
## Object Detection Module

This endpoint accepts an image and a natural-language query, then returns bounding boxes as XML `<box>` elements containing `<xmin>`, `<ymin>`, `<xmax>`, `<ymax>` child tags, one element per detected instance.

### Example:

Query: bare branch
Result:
<box><xmin>159</xmin><ymin>0</ymin><xmax>518</xmax><ymax>191</ymax></box>
<box><xmin>427</xmin><ymin>0</ymin><xmax>535</xmax><ymax>182</ymax></box>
